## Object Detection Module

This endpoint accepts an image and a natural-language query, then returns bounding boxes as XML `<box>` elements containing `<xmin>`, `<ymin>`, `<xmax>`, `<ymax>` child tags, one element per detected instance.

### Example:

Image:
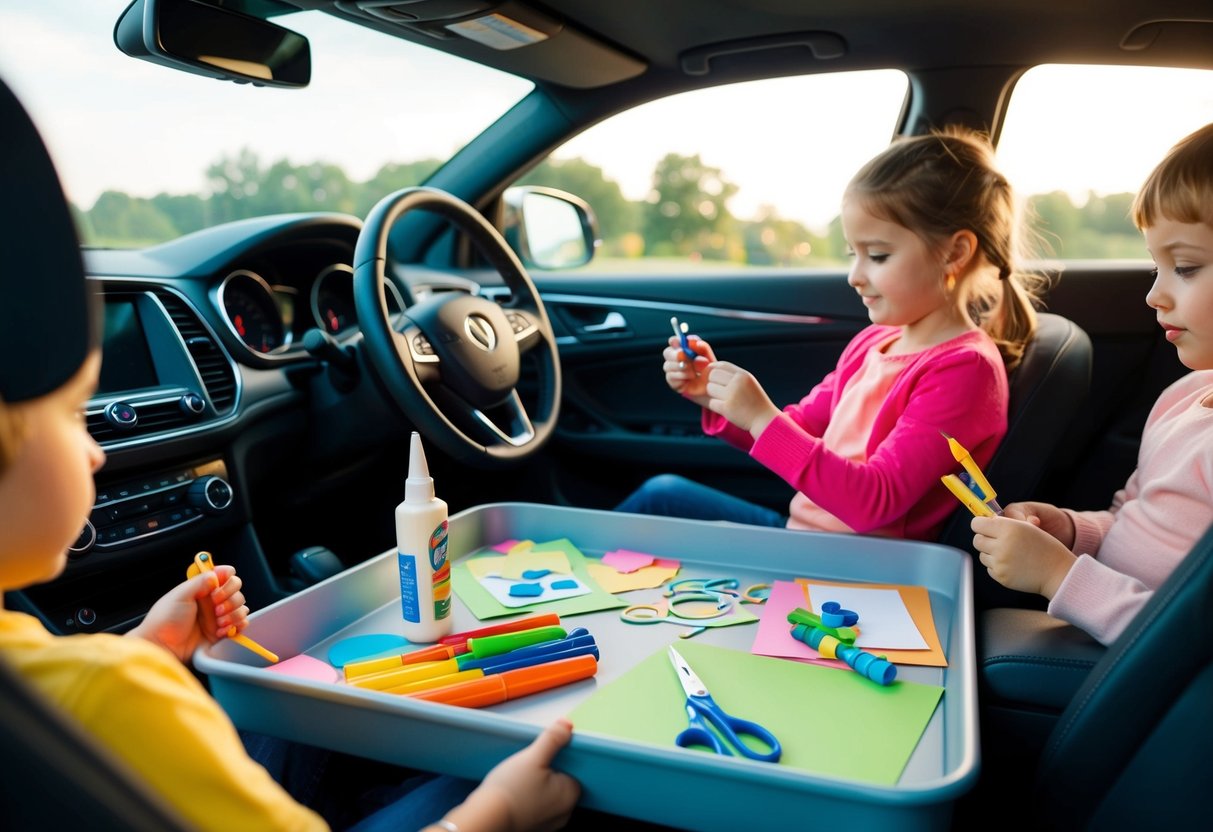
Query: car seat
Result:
<box><xmin>954</xmin><ymin>518</ymin><xmax>1213</xmax><ymax>830</ymax></box>
<box><xmin>937</xmin><ymin>311</ymin><xmax>1094</xmax><ymax>610</ymax></box>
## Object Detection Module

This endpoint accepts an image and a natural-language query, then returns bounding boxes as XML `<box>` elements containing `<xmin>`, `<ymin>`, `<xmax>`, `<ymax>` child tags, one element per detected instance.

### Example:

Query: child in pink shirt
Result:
<box><xmin>972</xmin><ymin>122</ymin><xmax>1213</xmax><ymax>644</ymax></box>
<box><xmin>617</xmin><ymin>128</ymin><xmax>1043</xmax><ymax>541</ymax></box>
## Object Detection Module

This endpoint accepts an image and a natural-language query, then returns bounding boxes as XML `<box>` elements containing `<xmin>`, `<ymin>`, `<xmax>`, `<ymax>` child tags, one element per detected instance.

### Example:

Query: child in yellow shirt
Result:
<box><xmin>0</xmin><ymin>76</ymin><xmax>577</xmax><ymax>832</ymax></box>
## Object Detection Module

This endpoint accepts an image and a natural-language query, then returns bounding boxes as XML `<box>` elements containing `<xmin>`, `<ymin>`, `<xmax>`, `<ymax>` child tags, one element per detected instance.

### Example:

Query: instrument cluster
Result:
<box><xmin>216</xmin><ymin>262</ymin><xmax>406</xmax><ymax>359</ymax></box>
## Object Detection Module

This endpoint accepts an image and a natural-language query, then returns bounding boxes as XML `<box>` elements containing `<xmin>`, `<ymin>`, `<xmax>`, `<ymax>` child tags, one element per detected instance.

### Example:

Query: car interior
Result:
<box><xmin>2</xmin><ymin>0</ymin><xmax>1212</xmax><ymax>828</ymax></box>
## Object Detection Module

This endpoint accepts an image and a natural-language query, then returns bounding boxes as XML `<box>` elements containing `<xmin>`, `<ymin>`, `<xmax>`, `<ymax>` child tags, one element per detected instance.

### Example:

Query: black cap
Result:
<box><xmin>0</xmin><ymin>77</ymin><xmax>99</xmax><ymax>404</ymax></box>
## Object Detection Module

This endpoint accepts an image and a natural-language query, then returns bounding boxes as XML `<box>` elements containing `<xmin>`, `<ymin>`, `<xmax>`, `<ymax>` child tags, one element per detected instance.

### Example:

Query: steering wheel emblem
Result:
<box><xmin>464</xmin><ymin>314</ymin><xmax>498</xmax><ymax>351</ymax></box>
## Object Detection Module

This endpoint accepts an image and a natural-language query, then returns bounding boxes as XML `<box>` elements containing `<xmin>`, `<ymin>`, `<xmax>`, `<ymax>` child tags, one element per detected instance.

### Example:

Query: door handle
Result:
<box><xmin>581</xmin><ymin>311</ymin><xmax>628</xmax><ymax>333</ymax></box>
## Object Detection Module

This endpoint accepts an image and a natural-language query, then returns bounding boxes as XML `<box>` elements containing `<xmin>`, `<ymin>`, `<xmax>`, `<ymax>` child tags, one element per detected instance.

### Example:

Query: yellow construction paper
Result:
<box><xmin>500</xmin><ymin>547</ymin><xmax>572</xmax><ymax>580</ymax></box>
<box><xmin>586</xmin><ymin>561</ymin><xmax>680</xmax><ymax>593</ymax></box>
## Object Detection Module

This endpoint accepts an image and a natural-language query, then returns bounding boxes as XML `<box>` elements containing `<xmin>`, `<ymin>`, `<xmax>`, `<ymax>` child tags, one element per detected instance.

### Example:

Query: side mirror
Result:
<box><xmin>502</xmin><ymin>187</ymin><xmax>600</xmax><ymax>270</ymax></box>
<box><xmin>114</xmin><ymin>0</ymin><xmax>311</xmax><ymax>89</ymax></box>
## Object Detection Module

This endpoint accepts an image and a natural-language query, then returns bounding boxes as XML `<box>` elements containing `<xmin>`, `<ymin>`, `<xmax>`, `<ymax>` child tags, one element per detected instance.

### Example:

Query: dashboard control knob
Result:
<box><xmin>104</xmin><ymin>401</ymin><xmax>138</xmax><ymax>429</ymax></box>
<box><xmin>76</xmin><ymin>608</ymin><xmax>97</xmax><ymax>627</ymax></box>
<box><xmin>68</xmin><ymin>520</ymin><xmax>97</xmax><ymax>558</ymax></box>
<box><xmin>180</xmin><ymin>392</ymin><xmax>206</xmax><ymax>415</ymax></box>
<box><xmin>188</xmin><ymin>475</ymin><xmax>234</xmax><ymax>515</ymax></box>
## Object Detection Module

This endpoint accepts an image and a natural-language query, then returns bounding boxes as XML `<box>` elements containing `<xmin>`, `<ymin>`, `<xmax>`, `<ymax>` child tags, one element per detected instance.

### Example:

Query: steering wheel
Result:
<box><xmin>353</xmin><ymin>187</ymin><xmax>562</xmax><ymax>466</ymax></box>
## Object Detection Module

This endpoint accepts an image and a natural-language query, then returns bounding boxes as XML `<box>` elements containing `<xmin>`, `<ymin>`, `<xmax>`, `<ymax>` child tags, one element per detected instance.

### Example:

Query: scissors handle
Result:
<box><xmin>681</xmin><ymin>695</ymin><xmax>782</xmax><ymax>762</ymax></box>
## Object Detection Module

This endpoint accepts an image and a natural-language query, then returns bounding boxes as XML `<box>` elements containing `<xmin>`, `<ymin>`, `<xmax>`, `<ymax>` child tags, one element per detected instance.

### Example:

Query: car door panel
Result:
<box><xmin>530</xmin><ymin>270</ymin><xmax>868</xmax><ymax>509</ymax></box>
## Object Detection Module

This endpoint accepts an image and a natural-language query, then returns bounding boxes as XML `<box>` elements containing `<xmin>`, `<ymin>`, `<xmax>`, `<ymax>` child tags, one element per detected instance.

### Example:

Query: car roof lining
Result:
<box><xmin>286</xmin><ymin>0</ymin><xmax>1213</xmax><ymax>90</ymax></box>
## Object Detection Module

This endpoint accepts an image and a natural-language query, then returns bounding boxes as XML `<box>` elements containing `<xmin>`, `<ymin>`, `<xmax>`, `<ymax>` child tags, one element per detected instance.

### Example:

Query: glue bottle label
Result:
<box><xmin>430</xmin><ymin>520</ymin><xmax>451</xmax><ymax>621</ymax></box>
<box><xmin>398</xmin><ymin>553</ymin><xmax>420</xmax><ymax>623</ymax></box>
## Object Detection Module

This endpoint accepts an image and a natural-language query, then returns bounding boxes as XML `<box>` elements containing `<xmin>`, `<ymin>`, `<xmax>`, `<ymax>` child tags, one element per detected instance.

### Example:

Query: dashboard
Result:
<box><xmin>10</xmin><ymin>213</ymin><xmax>482</xmax><ymax>636</ymax></box>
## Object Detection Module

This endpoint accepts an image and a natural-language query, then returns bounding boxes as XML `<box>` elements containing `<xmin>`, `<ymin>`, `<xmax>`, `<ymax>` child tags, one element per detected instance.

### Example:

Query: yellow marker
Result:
<box><xmin>188</xmin><ymin>551</ymin><xmax>279</xmax><ymax>663</ymax></box>
<box><xmin>347</xmin><ymin>657</ymin><xmax>461</xmax><ymax>691</ymax></box>
<box><xmin>940</xmin><ymin>431</ymin><xmax>1002</xmax><ymax>513</ymax></box>
<box><xmin>941</xmin><ymin>474</ymin><xmax>997</xmax><ymax>517</ymax></box>
<box><xmin>383</xmin><ymin>668</ymin><xmax>484</xmax><ymax>695</ymax></box>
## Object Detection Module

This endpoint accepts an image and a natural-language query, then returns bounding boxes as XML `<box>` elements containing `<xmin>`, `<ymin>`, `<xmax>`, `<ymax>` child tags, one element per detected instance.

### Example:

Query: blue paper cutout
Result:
<box><xmin>509</xmin><ymin>582</ymin><xmax>544</xmax><ymax>597</ymax></box>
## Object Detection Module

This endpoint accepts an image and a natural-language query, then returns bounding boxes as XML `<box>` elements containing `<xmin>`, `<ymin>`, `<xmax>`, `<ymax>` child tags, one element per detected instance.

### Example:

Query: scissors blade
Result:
<box><xmin>668</xmin><ymin>646</ymin><xmax>709</xmax><ymax>698</ymax></box>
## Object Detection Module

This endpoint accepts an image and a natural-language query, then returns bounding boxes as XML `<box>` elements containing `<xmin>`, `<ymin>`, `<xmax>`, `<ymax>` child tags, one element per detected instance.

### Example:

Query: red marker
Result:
<box><xmin>438</xmin><ymin>613</ymin><xmax>562</xmax><ymax>649</ymax></box>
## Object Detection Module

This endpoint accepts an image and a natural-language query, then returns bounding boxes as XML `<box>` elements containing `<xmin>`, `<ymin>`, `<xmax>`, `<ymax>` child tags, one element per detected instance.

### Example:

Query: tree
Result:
<box><xmin>357</xmin><ymin>159</ymin><xmax>444</xmax><ymax>216</ymax></box>
<box><xmin>87</xmin><ymin>191</ymin><xmax>179</xmax><ymax>247</ymax></box>
<box><xmin>642</xmin><ymin>153</ymin><xmax>738</xmax><ymax>258</ymax></box>
<box><xmin>517</xmin><ymin>157</ymin><xmax>638</xmax><ymax>249</ymax></box>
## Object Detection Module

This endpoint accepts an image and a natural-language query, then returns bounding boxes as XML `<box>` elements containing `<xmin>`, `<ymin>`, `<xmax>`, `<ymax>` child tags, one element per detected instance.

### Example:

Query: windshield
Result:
<box><xmin>0</xmin><ymin>0</ymin><xmax>533</xmax><ymax>249</ymax></box>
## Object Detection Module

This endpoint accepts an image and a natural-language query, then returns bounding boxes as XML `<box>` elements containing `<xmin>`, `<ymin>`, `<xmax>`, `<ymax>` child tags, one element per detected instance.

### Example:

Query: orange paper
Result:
<box><xmin>795</xmin><ymin>578</ymin><xmax>947</xmax><ymax>667</ymax></box>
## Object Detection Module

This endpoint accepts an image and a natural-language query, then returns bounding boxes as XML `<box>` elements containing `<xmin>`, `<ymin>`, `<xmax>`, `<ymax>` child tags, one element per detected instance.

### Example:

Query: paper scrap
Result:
<box><xmin>586</xmin><ymin>561</ymin><xmax>680</xmax><ymax>593</ymax></box>
<box><xmin>500</xmin><ymin>547</ymin><xmax>572</xmax><ymax>580</ymax></box>
<box><xmin>601</xmin><ymin>549</ymin><xmax>656</xmax><ymax>573</ymax></box>
<box><xmin>265</xmin><ymin>654</ymin><xmax>340</xmax><ymax>684</ymax></box>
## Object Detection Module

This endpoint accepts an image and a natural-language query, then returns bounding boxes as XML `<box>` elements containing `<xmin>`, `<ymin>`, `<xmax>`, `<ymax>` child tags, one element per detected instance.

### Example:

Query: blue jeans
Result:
<box><xmin>242</xmin><ymin>730</ymin><xmax>476</xmax><ymax>831</ymax></box>
<box><xmin>614</xmin><ymin>474</ymin><xmax>786</xmax><ymax>528</ymax></box>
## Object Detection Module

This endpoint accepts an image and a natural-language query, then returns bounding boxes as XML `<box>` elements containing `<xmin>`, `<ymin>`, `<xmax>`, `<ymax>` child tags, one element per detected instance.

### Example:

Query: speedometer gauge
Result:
<box><xmin>218</xmin><ymin>270</ymin><xmax>288</xmax><ymax>354</ymax></box>
<box><xmin>312</xmin><ymin>263</ymin><xmax>406</xmax><ymax>335</ymax></box>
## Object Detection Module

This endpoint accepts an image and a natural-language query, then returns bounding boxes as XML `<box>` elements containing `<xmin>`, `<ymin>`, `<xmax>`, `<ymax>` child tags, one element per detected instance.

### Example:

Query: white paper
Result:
<box><xmin>805</xmin><ymin>584</ymin><xmax>928</xmax><ymax>650</ymax></box>
<box><xmin>478</xmin><ymin>574</ymin><xmax>592</xmax><ymax>608</ymax></box>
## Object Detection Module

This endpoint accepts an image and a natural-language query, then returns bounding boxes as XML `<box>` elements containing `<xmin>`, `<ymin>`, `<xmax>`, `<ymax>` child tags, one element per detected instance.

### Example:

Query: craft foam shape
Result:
<box><xmin>508</xmin><ymin>583</ymin><xmax>544</xmax><ymax>597</ymax></box>
<box><xmin>522</xmin><ymin>569</ymin><xmax>552</xmax><ymax>579</ymax></box>
<box><xmin>265</xmin><ymin>654</ymin><xmax>340</xmax><ymax>684</ymax></box>
<box><xmin>551</xmin><ymin>579</ymin><xmax>579</xmax><ymax>590</ymax></box>
<box><xmin>327</xmin><ymin>634</ymin><xmax>411</xmax><ymax>668</ymax></box>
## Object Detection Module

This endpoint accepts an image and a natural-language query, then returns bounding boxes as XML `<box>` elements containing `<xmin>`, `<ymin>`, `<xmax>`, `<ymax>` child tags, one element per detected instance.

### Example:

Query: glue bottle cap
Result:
<box><xmin>405</xmin><ymin>431</ymin><xmax>435</xmax><ymax>502</ymax></box>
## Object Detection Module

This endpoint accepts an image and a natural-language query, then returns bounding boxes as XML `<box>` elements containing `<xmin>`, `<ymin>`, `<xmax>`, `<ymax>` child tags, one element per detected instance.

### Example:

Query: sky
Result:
<box><xmin>2</xmin><ymin>1</ymin><xmax>1212</xmax><ymax>231</ymax></box>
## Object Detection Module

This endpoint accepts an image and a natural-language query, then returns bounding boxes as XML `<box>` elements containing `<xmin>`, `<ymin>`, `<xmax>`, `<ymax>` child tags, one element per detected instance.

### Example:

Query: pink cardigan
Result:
<box><xmin>702</xmin><ymin>325</ymin><xmax>1008</xmax><ymax>540</ymax></box>
<box><xmin>1050</xmin><ymin>370</ymin><xmax>1213</xmax><ymax>645</ymax></box>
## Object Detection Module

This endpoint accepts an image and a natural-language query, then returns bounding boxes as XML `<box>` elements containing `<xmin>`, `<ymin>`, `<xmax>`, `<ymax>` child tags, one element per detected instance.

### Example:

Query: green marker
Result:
<box><xmin>466</xmin><ymin>625</ymin><xmax>567</xmax><ymax>659</ymax></box>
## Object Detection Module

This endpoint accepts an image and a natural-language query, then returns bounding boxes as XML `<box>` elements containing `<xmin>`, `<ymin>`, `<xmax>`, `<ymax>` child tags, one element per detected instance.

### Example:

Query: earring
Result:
<box><xmin>945</xmin><ymin>273</ymin><xmax>956</xmax><ymax>292</ymax></box>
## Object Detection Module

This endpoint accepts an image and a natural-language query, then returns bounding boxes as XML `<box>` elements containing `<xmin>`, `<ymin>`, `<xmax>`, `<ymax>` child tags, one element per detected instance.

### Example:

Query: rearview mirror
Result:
<box><xmin>114</xmin><ymin>0</ymin><xmax>311</xmax><ymax>88</ymax></box>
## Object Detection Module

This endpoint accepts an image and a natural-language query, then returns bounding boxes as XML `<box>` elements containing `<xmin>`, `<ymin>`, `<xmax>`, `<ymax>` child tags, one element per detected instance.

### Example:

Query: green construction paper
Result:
<box><xmin>568</xmin><ymin>641</ymin><xmax>944</xmax><ymax>786</ymax></box>
<box><xmin>454</xmin><ymin>538</ymin><xmax>628</xmax><ymax>620</ymax></box>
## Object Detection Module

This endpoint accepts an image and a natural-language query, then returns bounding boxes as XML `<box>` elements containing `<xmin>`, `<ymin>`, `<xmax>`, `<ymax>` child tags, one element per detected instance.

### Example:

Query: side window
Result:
<box><xmin>515</xmin><ymin>71</ymin><xmax>908</xmax><ymax>272</ymax></box>
<box><xmin>997</xmin><ymin>65</ymin><xmax>1213</xmax><ymax>260</ymax></box>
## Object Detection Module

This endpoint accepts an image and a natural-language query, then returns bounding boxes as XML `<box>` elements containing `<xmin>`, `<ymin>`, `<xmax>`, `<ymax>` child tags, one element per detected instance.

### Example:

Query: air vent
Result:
<box><xmin>86</xmin><ymin>398</ymin><xmax>192</xmax><ymax>445</ymax></box>
<box><xmin>154</xmin><ymin>290</ymin><xmax>238</xmax><ymax>413</ymax></box>
<box><xmin>86</xmin><ymin>412</ymin><xmax>118</xmax><ymax>443</ymax></box>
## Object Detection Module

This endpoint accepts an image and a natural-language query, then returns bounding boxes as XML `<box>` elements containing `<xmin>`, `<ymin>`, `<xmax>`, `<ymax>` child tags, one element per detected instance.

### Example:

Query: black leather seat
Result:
<box><xmin>956</xmin><ymin>518</ymin><xmax>1213</xmax><ymax>829</ymax></box>
<box><xmin>937</xmin><ymin>311</ymin><xmax>1094</xmax><ymax>610</ymax></box>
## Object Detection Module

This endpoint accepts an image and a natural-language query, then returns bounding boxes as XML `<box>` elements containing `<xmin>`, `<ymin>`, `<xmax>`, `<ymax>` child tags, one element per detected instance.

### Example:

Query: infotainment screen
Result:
<box><xmin>97</xmin><ymin>299</ymin><xmax>158</xmax><ymax>394</ymax></box>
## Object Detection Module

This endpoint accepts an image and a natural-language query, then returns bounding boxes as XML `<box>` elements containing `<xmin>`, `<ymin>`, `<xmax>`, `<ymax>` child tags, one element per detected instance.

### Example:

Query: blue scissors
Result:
<box><xmin>667</xmin><ymin>646</ymin><xmax>782</xmax><ymax>762</ymax></box>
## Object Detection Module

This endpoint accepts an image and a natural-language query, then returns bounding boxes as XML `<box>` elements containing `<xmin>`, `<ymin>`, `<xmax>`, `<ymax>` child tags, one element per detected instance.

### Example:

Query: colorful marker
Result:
<box><xmin>350</xmin><ymin>631</ymin><xmax>593</xmax><ymax>690</ymax></box>
<box><xmin>940</xmin><ymin>431</ymin><xmax>1002</xmax><ymax>514</ymax></box>
<box><xmin>410</xmin><ymin>654</ymin><xmax>599</xmax><ymax>708</ymax></box>
<box><xmin>670</xmin><ymin>316</ymin><xmax>695</xmax><ymax>356</ymax></box>
<box><xmin>344</xmin><ymin>642</ymin><xmax>465</xmax><ymax>681</ymax></box>
<box><xmin>790</xmin><ymin>623</ymin><xmax>897</xmax><ymax>686</ymax></box>
<box><xmin>438</xmin><ymin>613</ymin><xmax>562</xmax><ymax>649</ymax></box>
<box><xmin>188</xmin><ymin>551</ymin><xmax>279</xmax><ymax>664</ymax></box>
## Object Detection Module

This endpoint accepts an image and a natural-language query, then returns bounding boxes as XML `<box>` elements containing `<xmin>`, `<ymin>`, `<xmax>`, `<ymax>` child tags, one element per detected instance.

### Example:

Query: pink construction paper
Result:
<box><xmin>750</xmin><ymin>580</ymin><xmax>846</xmax><ymax>669</ymax></box>
<box><xmin>264</xmin><ymin>654</ymin><xmax>341</xmax><ymax>684</ymax></box>
<box><xmin>491</xmin><ymin>539</ymin><xmax>523</xmax><ymax>553</ymax></box>
<box><xmin>602</xmin><ymin>549</ymin><xmax>656</xmax><ymax>573</ymax></box>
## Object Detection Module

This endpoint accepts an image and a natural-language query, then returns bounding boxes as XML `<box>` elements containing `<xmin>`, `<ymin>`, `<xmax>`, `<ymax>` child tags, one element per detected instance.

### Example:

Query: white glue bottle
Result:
<box><xmin>396</xmin><ymin>432</ymin><xmax>453</xmax><ymax>642</ymax></box>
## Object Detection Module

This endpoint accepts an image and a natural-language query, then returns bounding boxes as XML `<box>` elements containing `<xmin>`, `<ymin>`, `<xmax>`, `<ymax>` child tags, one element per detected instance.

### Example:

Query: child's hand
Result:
<box><xmin>1002</xmin><ymin>501</ymin><xmax>1076</xmax><ymax>548</ymax></box>
<box><xmin>664</xmin><ymin>335</ymin><xmax>714</xmax><ymax>405</ymax></box>
<box><xmin>128</xmin><ymin>565</ymin><xmax>248</xmax><ymax>663</ymax></box>
<box><xmin>703</xmin><ymin>361</ymin><xmax>781</xmax><ymax>438</ymax></box>
<box><xmin>971</xmin><ymin>515</ymin><xmax>1077</xmax><ymax>599</ymax></box>
<box><xmin>443</xmin><ymin>719</ymin><xmax>580</xmax><ymax>832</ymax></box>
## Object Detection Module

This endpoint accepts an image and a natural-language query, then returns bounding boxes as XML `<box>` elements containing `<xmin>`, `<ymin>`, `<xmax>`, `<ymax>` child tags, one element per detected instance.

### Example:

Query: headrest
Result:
<box><xmin>0</xmin><ymin>77</ymin><xmax>98</xmax><ymax>403</ymax></box>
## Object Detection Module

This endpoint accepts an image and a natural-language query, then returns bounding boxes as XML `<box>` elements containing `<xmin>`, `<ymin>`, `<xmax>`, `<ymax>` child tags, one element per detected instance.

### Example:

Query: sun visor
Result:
<box><xmin>334</xmin><ymin>0</ymin><xmax>646</xmax><ymax>88</ymax></box>
<box><xmin>0</xmin><ymin>79</ymin><xmax>99</xmax><ymax>404</ymax></box>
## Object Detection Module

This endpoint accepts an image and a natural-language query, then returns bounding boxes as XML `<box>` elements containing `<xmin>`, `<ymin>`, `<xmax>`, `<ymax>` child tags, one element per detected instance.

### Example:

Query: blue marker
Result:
<box><xmin>670</xmin><ymin>316</ymin><xmax>697</xmax><ymax>360</ymax></box>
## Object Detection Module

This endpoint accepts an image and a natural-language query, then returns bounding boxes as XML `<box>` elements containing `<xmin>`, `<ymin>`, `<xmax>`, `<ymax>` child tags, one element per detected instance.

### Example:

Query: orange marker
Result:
<box><xmin>409</xmin><ymin>654</ymin><xmax>597</xmax><ymax>708</ymax></box>
<box><xmin>188</xmin><ymin>551</ymin><xmax>279</xmax><ymax>663</ymax></box>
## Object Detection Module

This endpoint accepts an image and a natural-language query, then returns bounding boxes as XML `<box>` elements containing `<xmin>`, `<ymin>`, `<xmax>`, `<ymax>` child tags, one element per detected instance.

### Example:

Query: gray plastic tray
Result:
<box><xmin>196</xmin><ymin>502</ymin><xmax>978</xmax><ymax>830</ymax></box>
